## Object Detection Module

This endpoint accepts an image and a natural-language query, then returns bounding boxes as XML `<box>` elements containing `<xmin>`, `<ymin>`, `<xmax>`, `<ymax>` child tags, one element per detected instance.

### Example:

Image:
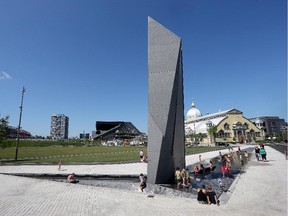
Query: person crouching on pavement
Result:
<box><xmin>138</xmin><ymin>173</ymin><xmax>147</xmax><ymax>192</ymax></box>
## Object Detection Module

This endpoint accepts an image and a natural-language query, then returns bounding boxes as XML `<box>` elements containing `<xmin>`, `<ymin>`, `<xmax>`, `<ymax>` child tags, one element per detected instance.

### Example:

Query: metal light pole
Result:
<box><xmin>15</xmin><ymin>86</ymin><xmax>26</xmax><ymax>161</ymax></box>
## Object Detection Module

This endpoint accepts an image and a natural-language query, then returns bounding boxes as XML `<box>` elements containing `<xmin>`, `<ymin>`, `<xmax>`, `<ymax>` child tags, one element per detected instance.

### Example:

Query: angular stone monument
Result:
<box><xmin>147</xmin><ymin>17</ymin><xmax>185</xmax><ymax>184</ymax></box>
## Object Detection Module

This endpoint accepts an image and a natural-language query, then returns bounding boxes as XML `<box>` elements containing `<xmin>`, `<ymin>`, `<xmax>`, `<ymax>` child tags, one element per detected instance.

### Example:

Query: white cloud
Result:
<box><xmin>0</xmin><ymin>71</ymin><xmax>13</xmax><ymax>80</ymax></box>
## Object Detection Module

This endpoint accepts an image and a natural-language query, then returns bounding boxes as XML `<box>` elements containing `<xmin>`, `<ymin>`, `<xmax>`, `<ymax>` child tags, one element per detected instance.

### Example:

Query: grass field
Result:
<box><xmin>0</xmin><ymin>146</ymin><xmax>144</xmax><ymax>164</ymax></box>
<box><xmin>0</xmin><ymin>140</ymin><xmax>228</xmax><ymax>165</ymax></box>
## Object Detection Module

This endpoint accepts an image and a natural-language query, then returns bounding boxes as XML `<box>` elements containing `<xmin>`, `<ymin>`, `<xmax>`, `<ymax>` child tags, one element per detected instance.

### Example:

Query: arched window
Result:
<box><xmin>217</xmin><ymin>129</ymin><xmax>224</xmax><ymax>138</ymax></box>
<box><xmin>224</xmin><ymin>123</ymin><xmax>230</xmax><ymax>130</ymax></box>
<box><xmin>243</xmin><ymin>123</ymin><xmax>249</xmax><ymax>129</ymax></box>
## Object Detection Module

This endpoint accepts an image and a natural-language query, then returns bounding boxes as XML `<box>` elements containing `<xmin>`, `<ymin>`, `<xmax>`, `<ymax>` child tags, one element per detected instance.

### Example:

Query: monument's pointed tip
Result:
<box><xmin>148</xmin><ymin>17</ymin><xmax>181</xmax><ymax>41</ymax></box>
<box><xmin>148</xmin><ymin>17</ymin><xmax>165</xmax><ymax>30</ymax></box>
<box><xmin>148</xmin><ymin>16</ymin><xmax>155</xmax><ymax>22</ymax></box>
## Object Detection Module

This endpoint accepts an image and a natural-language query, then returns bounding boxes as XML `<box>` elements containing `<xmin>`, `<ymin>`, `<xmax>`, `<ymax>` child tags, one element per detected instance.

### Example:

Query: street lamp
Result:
<box><xmin>15</xmin><ymin>86</ymin><xmax>26</xmax><ymax>161</ymax></box>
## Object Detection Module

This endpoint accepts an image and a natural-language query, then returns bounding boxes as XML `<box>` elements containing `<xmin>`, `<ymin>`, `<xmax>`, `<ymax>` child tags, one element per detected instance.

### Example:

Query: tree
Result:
<box><xmin>0</xmin><ymin>116</ymin><xmax>9</xmax><ymax>143</ymax></box>
<box><xmin>207</xmin><ymin>125</ymin><xmax>217</xmax><ymax>143</ymax></box>
<box><xmin>198</xmin><ymin>133</ymin><xmax>205</xmax><ymax>143</ymax></box>
<box><xmin>187</xmin><ymin>133</ymin><xmax>200</xmax><ymax>144</ymax></box>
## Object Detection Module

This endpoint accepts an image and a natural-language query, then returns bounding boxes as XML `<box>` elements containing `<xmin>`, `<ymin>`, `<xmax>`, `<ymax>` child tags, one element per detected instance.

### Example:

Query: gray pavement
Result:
<box><xmin>0</xmin><ymin>145</ymin><xmax>287</xmax><ymax>216</ymax></box>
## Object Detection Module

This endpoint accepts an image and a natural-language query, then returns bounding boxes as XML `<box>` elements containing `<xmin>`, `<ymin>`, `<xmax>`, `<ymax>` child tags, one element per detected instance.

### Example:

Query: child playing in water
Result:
<box><xmin>221</xmin><ymin>156</ymin><xmax>227</xmax><ymax>177</ymax></box>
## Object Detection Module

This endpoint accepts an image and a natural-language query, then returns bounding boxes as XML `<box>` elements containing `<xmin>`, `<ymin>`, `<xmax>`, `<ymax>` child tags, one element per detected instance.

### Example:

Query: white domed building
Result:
<box><xmin>185</xmin><ymin>100</ymin><xmax>263</xmax><ymax>144</ymax></box>
<box><xmin>186</xmin><ymin>101</ymin><xmax>202</xmax><ymax>121</ymax></box>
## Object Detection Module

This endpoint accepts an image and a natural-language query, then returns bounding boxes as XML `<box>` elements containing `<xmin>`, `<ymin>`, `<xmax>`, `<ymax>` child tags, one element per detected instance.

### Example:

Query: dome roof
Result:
<box><xmin>187</xmin><ymin>101</ymin><xmax>201</xmax><ymax>120</ymax></box>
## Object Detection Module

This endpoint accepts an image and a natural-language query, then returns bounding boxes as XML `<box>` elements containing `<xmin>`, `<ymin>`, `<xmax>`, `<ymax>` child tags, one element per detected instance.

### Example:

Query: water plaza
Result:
<box><xmin>2</xmin><ymin>146</ymin><xmax>251</xmax><ymax>198</ymax></box>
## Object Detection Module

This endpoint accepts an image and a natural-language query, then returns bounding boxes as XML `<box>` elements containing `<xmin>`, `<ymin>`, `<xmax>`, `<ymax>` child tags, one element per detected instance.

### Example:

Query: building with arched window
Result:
<box><xmin>185</xmin><ymin>101</ymin><xmax>263</xmax><ymax>144</ymax></box>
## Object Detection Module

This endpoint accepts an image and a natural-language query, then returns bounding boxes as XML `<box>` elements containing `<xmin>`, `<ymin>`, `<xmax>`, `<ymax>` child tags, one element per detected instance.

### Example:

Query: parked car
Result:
<box><xmin>215</xmin><ymin>142</ymin><xmax>229</xmax><ymax>147</ymax></box>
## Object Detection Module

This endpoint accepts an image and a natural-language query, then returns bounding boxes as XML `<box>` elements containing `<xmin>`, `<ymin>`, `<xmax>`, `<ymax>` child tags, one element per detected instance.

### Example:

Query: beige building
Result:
<box><xmin>185</xmin><ymin>101</ymin><xmax>262</xmax><ymax>144</ymax></box>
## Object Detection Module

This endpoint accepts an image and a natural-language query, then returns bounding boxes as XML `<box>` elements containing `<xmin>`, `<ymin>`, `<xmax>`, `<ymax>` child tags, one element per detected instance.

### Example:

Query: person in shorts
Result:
<box><xmin>221</xmin><ymin>156</ymin><xmax>228</xmax><ymax>177</ymax></box>
<box><xmin>175</xmin><ymin>167</ymin><xmax>182</xmax><ymax>189</ymax></box>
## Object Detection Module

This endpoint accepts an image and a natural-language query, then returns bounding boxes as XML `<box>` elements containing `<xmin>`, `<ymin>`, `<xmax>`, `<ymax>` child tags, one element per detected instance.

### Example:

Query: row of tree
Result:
<box><xmin>186</xmin><ymin>125</ymin><xmax>217</xmax><ymax>144</ymax></box>
<box><xmin>0</xmin><ymin>116</ymin><xmax>9</xmax><ymax>144</ymax></box>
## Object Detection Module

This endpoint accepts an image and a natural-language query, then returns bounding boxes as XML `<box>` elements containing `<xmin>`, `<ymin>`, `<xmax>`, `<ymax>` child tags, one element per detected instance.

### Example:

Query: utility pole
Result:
<box><xmin>15</xmin><ymin>86</ymin><xmax>26</xmax><ymax>161</ymax></box>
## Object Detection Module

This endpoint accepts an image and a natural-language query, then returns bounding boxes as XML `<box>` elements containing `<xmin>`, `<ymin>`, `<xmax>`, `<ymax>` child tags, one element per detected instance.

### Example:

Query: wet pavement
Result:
<box><xmin>3</xmin><ymin>147</ymin><xmax>256</xmax><ymax>200</ymax></box>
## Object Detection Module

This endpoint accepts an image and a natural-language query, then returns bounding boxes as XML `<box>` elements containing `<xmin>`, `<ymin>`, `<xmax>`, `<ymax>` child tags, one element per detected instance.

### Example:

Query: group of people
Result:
<box><xmin>65</xmin><ymin>146</ymin><xmax>267</xmax><ymax>200</ymax></box>
<box><xmin>193</xmin><ymin>155</ymin><xmax>215</xmax><ymax>178</ymax></box>
<box><xmin>254</xmin><ymin>144</ymin><xmax>267</xmax><ymax>161</ymax></box>
<box><xmin>175</xmin><ymin>167</ymin><xmax>191</xmax><ymax>189</ymax></box>
<box><xmin>197</xmin><ymin>185</ymin><xmax>220</xmax><ymax>206</ymax></box>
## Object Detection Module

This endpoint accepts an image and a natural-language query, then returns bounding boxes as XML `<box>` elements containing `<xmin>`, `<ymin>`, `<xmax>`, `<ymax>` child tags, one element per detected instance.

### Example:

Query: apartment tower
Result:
<box><xmin>50</xmin><ymin>114</ymin><xmax>69</xmax><ymax>140</ymax></box>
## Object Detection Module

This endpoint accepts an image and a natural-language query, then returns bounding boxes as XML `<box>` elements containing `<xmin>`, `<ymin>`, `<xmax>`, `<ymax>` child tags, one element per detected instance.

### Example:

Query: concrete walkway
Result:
<box><xmin>0</xmin><ymin>145</ymin><xmax>287</xmax><ymax>216</ymax></box>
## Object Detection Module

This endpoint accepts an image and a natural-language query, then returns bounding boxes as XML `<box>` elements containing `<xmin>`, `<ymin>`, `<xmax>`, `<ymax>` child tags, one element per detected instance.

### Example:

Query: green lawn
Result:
<box><xmin>0</xmin><ymin>142</ymin><xmax>228</xmax><ymax>165</ymax></box>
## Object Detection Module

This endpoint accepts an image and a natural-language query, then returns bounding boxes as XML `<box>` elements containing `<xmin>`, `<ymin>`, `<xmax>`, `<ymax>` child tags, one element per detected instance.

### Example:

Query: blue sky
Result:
<box><xmin>0</xmin><ymin>0</ymin><xmax>286</xmax><ymax>137</ymax></box>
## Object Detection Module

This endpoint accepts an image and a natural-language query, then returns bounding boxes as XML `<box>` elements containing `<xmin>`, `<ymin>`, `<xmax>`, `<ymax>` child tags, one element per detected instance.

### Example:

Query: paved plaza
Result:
<box><xmin>0</xmin><ymin>145</ymin><xmax>287</xmax><ymax>216</ymax></box>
